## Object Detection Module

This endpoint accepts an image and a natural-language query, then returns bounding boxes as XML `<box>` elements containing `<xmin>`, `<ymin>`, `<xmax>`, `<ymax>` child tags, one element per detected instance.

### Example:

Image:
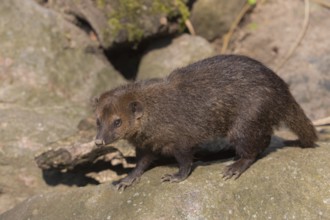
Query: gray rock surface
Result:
<box><xmin>229</xmin><ymin>0</ymin><xmax>330</xmax><ymax>120</ymax></box>
<box><xmin>190</xmin><ymin>0</ymin><xmax>246</xmax><ymax>41</ymax></box>
<box><xmin>40</xmin><ymin>0</ymin><xmax>190</xmax><ymax>49</ymax></box>
<box><xmin>0</xmin><ymin>0</ymin><xmax>125</xmax><ymax>106</ymax></box>
<box><xmin>2</xmin><ymin>141</ymin><xmax>330</xmax><ymax>220</ymax></box>
<box><xmin>0</xmin><ymin>0</ymin><xmax>125</xmax><ymax>213</ymax></box>
<box><xmin>137</xmin><ymin>34</ymin><xmax>216</xmax><ymax>79</ymax></box>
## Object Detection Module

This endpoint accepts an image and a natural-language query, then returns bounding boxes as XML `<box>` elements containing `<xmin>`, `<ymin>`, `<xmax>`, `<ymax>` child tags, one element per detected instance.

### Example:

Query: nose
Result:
<box><xmin>95</xmin><ymin>139</ymin><xmax>105</xmax><ymax>146</ymax></box>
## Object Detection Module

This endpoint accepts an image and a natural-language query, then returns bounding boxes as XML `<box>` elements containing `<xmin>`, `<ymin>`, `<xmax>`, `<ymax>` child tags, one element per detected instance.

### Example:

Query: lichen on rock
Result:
<box><xmin>105</xmin><ymin>0</ymin><xmax>190</xmax><ymax>44</ymax></box>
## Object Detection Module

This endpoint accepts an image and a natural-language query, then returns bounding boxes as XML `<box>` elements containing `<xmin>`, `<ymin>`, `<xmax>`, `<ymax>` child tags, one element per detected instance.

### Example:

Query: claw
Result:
<box><xmin>222</xmin><ymin>158</ymin><xmax>255</xmax><ymax>180</ymax></box>
<box><xmin>115</xmin><ymin>182</ymin><xmax>128</xmax><ymax>191</ymax></box>
<box><xmin>161</xmin><ymin>174</ymin><xmax>174</xmax><ymax>182</ymax></box>
<box><xmin>161</xmin><ymin>173</ymin><xmax>186</xmax><ymax>183</ymax></box>
<box><xmin>222</xmin><ymin>165</ymin><xmax>238</xmax><ymax>180</ymax></box>
<box><xmin>114</xmin><ymin>176</ymin><xmax>140</xmax><ymax>191</ymax></box>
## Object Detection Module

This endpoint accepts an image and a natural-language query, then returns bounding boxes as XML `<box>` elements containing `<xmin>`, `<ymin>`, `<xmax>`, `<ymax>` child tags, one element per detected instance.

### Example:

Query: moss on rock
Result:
<box><xmin>106</xmin><ymin>0</ymin><xmax>190</xmax><ymax>44</ymax></box>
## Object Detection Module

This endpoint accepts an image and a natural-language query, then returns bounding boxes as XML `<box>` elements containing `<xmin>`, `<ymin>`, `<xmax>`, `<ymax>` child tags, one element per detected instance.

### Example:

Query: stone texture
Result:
<box><xmin>40</xmin><ymin>0</ymin><xmax>190</xmax><ymax>49</ymax></box>
<box><xmin>0</xmin><ymin>0</ymin><xmax>125</xmax><ymax>213</ymax></box>
<box><xmin>190</xmin><ymin>0</ymin><xmax>246</xmax><ymax>41</ymax></box>
<box><xmin>137</xmin><ymin>34</ymin><xmax>216</xmax><ymax>79</ymax></box>
<box><xmin>0</xmin><ymin>0</ymin><xmax>125</xmax><ymax>106</ymax></box>
<box><xmin>229</xmin><ymin>0</ymin><xmax>330</xmax><ymax>120</ymax></box>
<box><xmin>2</xmin><ymin>141</ymin><xmax>330</xmax><ymax>219</ymax></box>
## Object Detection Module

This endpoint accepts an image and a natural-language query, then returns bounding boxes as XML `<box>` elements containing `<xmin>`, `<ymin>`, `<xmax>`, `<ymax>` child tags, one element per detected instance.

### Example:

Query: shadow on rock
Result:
<box><xmin>41</xmin><ymin>160</ymin><xmax>134</xmax><ymax>187</ymax></box>
<box><xmin>262</xmin><ymin>135</ymin><xmax>319</xmax><ymax>158</ymax></box>
<box><xmin>37</xmin><ymin>134</ymin><xmax>312</xmax><ymax>187</ymax></box>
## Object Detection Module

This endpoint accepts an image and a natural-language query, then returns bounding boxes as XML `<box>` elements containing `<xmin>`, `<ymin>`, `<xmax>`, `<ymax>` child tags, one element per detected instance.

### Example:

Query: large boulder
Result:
<box><xmin>39</xmin><ymin>0</ymin><xmax>190</xmax><ymax>49</ymax></box>
<box><xmin>229</xmin><ymin>0</ymin><xmax>330</xmax><ymax>120</ymax></box>
<box><xmin>0</xmin><ymin>0</ymin><xmax>125</xmax><ymax>106</ymax></box>
<box><xmin>190</xmin><ymin>0</ymin><xmax>246</xmax><ymax>41</ymax></box>
<box><xmin>0</xmin><ymin>0</ymin><xmax>125</xmax><ymax>213</ymax></box>
<box><xmin>137</xmin><ymin>34</ymin><xmax>216</xmax><ymax>79</ymax></box>
<box><xmin>1</xmin><ymin>141</ymin><xmax>330</xmax><ymax>219</ymax></box>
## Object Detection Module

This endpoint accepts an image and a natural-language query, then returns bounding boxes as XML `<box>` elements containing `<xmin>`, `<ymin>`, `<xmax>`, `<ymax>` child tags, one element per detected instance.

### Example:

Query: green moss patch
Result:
<box><xmin>107</xmin><ymin>0</ymin><xmax>190</xmax><ymax>43</ymax></box>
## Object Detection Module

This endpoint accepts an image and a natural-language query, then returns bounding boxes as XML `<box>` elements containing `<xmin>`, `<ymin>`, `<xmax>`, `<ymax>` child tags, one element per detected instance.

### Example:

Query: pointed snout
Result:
<box><xmin>95</xmin><ymin>139</ymin><xmax>105</xmax><ymax>147</ymax></box>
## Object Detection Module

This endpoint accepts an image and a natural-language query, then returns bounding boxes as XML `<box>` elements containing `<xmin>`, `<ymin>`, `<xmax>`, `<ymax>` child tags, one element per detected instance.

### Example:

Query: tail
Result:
<box><xmin>284</xmin><ymin>100</ymin><xmax>318</xmax><ymax>147</ymax></box>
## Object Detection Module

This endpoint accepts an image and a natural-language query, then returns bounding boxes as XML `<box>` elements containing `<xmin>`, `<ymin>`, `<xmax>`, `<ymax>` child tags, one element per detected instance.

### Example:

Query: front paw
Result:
<box><xmin>161</xmin><ymin>173</ymin><xmax>187</xmax><ymax>183</ymax></box>
<box><xmin>113</xmin><ymin>176</ymin><xmax>140</xmax><ymax>191</ymax></box>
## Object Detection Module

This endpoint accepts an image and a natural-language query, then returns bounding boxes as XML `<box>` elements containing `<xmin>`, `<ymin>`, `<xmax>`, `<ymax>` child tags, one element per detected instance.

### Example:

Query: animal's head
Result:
<box><xmin>92</xmin><ymin>91</ymin><xmax>144</xmax><ymax>146</ymax></box>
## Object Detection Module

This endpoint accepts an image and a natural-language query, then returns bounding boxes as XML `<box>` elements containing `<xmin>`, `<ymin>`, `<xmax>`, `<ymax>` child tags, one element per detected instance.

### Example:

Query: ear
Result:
<box><xmin>129</xmin><ymin>101</ymin><xmax>143</xmax><ymax>119</ymax></box>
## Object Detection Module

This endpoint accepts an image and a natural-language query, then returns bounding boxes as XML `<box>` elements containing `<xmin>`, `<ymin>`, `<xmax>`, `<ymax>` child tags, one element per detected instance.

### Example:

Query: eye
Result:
<box><xmin>113</xmin><ymin>119</ymin><xmax>122</xmax><ymax>128</ymax></box>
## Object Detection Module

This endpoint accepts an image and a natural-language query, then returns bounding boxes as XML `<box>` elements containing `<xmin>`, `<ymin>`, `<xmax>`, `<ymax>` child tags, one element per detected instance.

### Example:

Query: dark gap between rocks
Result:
<box><xmin>74</xmin><ymin>16</ymin><xmax>95</xmax><ymax>36</ymax></box>
<box><xmin>63</xmin><ymin>8</ymin><xmax>185</xmax><ymax>80</ymax></box>
<box><xmin>104</xmin><ymin>46</ymin><xmax>144</xmax><ymax>80</ymax></box>
<box><xmin>104</xmin><ymin>36</ymin><xmax>174</xmax><ymax>80</ymax></box>
<box><xmin>186</xmin><ymin>0</ymin><xmax>198</xmax><ymax>10</ymax></box>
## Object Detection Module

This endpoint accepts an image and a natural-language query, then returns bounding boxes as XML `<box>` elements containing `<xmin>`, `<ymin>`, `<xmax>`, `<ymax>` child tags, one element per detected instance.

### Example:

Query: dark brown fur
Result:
<box><xmin>94</xmin><ymin>55</ymin><xmax>317</xmax><ymax>190</ymax></box>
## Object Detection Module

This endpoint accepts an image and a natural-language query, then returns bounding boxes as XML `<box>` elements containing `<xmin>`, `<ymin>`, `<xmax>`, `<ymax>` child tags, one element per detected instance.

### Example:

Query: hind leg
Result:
<box><xmin>224</xmin><ymin>121</ymin><xmax>272</xmax><ymax>179</ymax></box>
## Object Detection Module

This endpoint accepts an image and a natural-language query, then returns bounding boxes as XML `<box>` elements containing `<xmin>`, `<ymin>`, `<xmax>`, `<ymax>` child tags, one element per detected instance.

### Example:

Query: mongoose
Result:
<box><xmin>93</xmin><ymin>55</ymin><xmax>317</xmax><ymax>190</ymax></box>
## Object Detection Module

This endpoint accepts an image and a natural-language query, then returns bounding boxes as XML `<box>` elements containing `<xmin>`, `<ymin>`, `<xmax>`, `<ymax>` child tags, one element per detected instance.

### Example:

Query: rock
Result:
<box><xmin>0</xmin><ymin>0</ymin><xmax>126</xmax><ymax>106</ymax></box>
<box><xmin>40</xmin><ymin>0</ymin><xmax>190</xmax><ymax>49</ymax></box>
<box><xmin>0</xmin><ymin>0</ymin><xmax>125</xmax><ymax>213</ymax></box>
<box><xmin>0</xmin><ymin>0</ymin><xmax>126</xmax><ymax>147</ymax></box>
<box><xmin>137</xmin><ymin>34</ymin><xmax>216</xmax><ymax>79</ymax></box>
<box><xmin>229</xmin><ymin>1</ymin><xmax>330</xmax><ymax>120</ymax></box>
<box><xmin>1</xmin><ymin>141</ymin><xmax>330</xmax><ymax>219</ymax></box>
<box><xmin>190</xmin><ymin>0</ymin><xmax>246</xmax><ymax>41</ymax></box>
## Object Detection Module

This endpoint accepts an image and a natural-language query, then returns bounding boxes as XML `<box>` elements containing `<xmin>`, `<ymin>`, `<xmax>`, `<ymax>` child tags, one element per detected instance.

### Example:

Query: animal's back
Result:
<box><xmin>165</xmin><ymin>55</ymin><xmax>291</xmax><ymax>128</ymax></box>
<box><xmin>169</xmin><ymin>55</ymin><xmax>288</xmax><ymax>96</ymax></box>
